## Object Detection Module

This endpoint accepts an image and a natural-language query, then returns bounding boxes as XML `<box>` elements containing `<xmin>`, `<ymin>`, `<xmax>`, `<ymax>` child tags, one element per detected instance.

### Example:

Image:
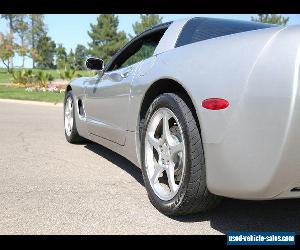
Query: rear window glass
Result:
<box><xmin>175</xmin><ymin>17</ymin><xmax>275</xmax><ymax>48</ymax></box>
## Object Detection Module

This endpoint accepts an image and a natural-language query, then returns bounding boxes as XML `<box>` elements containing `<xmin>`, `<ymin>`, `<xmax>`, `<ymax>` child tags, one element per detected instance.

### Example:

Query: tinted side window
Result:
<box><xmin>106</xmin><ymin>28</ymin><xmax>167</xmax><ymax>72</ymax></box>
<box><xmin>176</xmin><ymin>18</ymin><xmax>274</xmax><ymax>47</ymax></box>
<box><xmin>119</xmin><ymin>40</ymin><xmax>158</xmax><ymax>69</ymax></box>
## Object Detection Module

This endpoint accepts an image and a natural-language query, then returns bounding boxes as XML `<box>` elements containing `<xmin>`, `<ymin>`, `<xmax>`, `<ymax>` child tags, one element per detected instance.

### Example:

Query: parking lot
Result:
<box><xmin>0</xmin><ymin>99</ymin><xmax>300</xmax><ymax>234</ymax></box>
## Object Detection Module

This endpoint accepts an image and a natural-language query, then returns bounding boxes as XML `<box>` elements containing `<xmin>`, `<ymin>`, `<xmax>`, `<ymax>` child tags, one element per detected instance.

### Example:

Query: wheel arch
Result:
<box><xmin>138</xmin><ymin>78</ymin><xmax>202</xmax><ymax>142</ymax></box>
<box><xmin>65</xmin><ymin>84</ymin><xmax>72</xmax><ymax>93</ymax></box>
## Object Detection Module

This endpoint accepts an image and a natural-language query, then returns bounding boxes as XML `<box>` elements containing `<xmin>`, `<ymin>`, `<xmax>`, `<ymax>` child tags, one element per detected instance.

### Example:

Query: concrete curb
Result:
<box><xmin>0</xmin><ymin>99</ymin><xmax>63</xmax><ymax>107</ymax></box>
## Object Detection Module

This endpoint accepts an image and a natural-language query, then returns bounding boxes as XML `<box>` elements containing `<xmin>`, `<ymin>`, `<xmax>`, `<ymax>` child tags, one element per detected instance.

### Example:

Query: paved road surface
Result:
<box><xmin>0</xmin><ymin>100</ymin><xmax>300</xmax><ymax>234</ymax></box>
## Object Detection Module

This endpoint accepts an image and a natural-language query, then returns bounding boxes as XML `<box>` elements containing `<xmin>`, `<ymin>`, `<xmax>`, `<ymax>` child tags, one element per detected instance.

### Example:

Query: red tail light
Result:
<box><xmin>202</xmin><ymin>98</ymin><xmax>229</xmax><ymax>110</ymax></box>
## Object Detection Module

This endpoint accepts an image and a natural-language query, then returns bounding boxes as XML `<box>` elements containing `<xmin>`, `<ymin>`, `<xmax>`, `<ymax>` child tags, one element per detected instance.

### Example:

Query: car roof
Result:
<box><xmin>135</xmin><ymin>21</ymin><xmax>173</xmax><ymax>39</ymax></box>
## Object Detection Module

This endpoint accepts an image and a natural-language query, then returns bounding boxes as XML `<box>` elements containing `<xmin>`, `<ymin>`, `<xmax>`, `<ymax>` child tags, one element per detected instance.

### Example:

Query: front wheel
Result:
<box><xmin>64</xmin><ymin>90</ymin><xmax>85</xmax><ymax>143</ymax></box>
<box><xmin>141</xmin><ymin>93</ymin><xmax>222</xmax><ymax>216</ymax></box>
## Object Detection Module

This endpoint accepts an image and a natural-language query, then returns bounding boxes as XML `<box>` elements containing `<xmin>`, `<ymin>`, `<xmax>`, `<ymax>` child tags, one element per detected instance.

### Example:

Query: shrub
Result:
<box><xmin>11</xmin><ymin>69</ymin><xmax>35</xmax><ymax>85</ymax></box>
<box><xmin>11</xmin><ymin>69</ymin><xmax>56</xmax><ymax>88</ymax></box>
<box><xmin>59</xmin><ymin>67</ymin><xmax>76</xmax><ymax>81</ymax></box>
<box><xmin>35</xmin><ymin>70</ymin><xmax>54</xmax><ymax>88</ymax></box>
<box><xmin>76</xmin><ymin>71</ymin><xmax>95</xmax><ymax>77</ymax></box>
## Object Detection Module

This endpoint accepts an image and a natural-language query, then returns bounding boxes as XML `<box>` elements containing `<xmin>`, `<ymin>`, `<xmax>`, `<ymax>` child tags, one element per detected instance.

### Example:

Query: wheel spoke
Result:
<box><xmin>166</xmin><ymin>163</ymin><xmax>178</xmax><ymax>194</ymax></box>
<box><xmin>69</xmin><ymin>118</ymin><xmax>73</xmax><ymax>130</ymax></box>
<box><xmin>65</xmin><ymin>103</ymin><xmax>70</xmax><ymax>115</ymax></box>
<box><xmin>67</xmin><ymin>121</ymin><xmax>71</xmax><ymax>132</ymax></box>
<box><xmin>150</xmin><ymin>160</ymin><xmax>164</xmax><ymax>185</ymax></box>
<box><xmin>68</xmin><ymin>99</ymin><xmax>73</xmax><ymax>111</ymax></box>
<box><xmin>147</xmin><ymin>134</ymin><xmax>162</xmax><ymax>152</ymax></box>
<box><xmin>162</xmin><ymin>111</ymin><xmax>172</xmax><ymax>144</ymax></box>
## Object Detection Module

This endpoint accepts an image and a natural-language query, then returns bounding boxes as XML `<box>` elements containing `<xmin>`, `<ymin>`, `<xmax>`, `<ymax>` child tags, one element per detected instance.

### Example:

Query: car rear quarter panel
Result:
<box><xmin>131</xmin><ymin>26</ymin><xmax>300</xmax><ymax>199</ymax></box>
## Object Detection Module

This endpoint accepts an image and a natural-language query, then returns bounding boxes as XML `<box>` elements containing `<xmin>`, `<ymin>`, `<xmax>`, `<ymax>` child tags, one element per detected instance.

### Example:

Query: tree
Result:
<box><xmin>36</xmin><ymin>35</ymin><xmax>56</xmax><ymax>69</ymax></box>
<box><xmin>67</xmin><ymin>49</ymin><xmax>76</xmax><ymax>69</ymax></box>
<box><xmin>251</xmin><ymin>14</ymin><xmax>289</xmax><ymax>26</ymax></box>
<box><xmin>15</xmin><ymin>15</ymin><xmax>29</xmax><ymax>68</ymax></box>
<box><xmin>1</xmin><ymin>14</ymin><xmax>19</xmax><ymax>68</ymax></box>
<box><xmin>87</xmin><ymin>14</ymin><xmax>127</xmax><ymax>63</ymax></box>
<box><xmin>27</xmin><ymin>14</ymin><xmax>47</xmax><ymax>68</ymax></box>
<box><xmin>56</xmin><ymin>44</ymin><xmax>67</xmax><ymax>69</ymax></box>
<box><xmin>74</xmin><ymin>44</ymin><xmax>87</xmax><ymax>70</ymax></box>
<box><xmin>0</xmin><ymin>32</ymin><xmax>15</xmax><ymax>72</ymax></box>
<box><xmin>132</xmin><ymin>14</ymin><xmax>163</xmax><ymax>36</ymax></box>
<box><xmin>1</xmin><ymin>14</ymin><xmax>18</xmax><ymax>32</ymax></box>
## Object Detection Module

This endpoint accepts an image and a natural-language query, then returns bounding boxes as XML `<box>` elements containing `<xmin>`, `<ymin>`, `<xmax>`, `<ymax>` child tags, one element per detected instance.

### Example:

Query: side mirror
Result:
<box><xmin>85</xmin><ymin>57</ymin><xmax>104</xmax><ymax>71</ymax></box>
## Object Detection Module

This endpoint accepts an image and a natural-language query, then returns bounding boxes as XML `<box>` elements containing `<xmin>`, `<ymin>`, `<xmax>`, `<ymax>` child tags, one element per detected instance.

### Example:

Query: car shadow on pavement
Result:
<box><xmin>84</xmin><ymin>142</ymin><xmax>300</xmax><ymax>234</ymax></box>
<box><xmin>84</xmin><ymin>142</ymin><xmax>145</xmax><ymax>187</ymax></box>
<box><xmin>172</xmin><ymin>198</ymin><xmax>300</xmax><ymax>234</ymax></box>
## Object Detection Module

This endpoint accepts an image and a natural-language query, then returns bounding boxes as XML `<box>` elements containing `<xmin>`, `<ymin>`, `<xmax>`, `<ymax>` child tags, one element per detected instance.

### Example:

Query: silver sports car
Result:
<box><xmin>64</xmin><ymin>17</ymin><xmax>300</xmax><ymax>215</ymax></box>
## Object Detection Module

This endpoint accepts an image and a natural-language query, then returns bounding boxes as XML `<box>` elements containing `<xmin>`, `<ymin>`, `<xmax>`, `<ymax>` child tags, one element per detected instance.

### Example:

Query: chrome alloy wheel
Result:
<box><xmin>145</xmin><ymin>108</ymin><xmax>186</xmax><ymax>201</ymax></box>
<box><xmin>64</xmin><ymin>97</ymin><xmax>74</xmax><ymax>137</ymax></box>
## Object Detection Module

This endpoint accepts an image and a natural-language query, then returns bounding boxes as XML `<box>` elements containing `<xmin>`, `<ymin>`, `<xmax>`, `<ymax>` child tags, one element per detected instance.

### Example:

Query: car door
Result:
<box><xmin>84</xmin><ymin>37</ymin><xmax>151</xmax><ymax>145</ymax></box>
<box><xmin>84</xmin><ymin>34</ymin><xmax>162</xmax><ymax>145</ymax></box>
<box><xmin>84</xmin><ymin>60</ymin><xmax>142</xmax><ymax>146</ymax></box>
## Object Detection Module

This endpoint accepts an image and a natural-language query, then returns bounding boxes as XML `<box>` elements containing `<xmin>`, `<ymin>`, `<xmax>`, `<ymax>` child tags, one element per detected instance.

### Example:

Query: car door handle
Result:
<box><xmin>106</xmin><ymin>72</ymin><xmax>129</xmax><ymax>82</ymax></box>
<box><xmin>121</xmin><ymin>72</ymin><xmax>129</xmax><ymax>78</ymax></box>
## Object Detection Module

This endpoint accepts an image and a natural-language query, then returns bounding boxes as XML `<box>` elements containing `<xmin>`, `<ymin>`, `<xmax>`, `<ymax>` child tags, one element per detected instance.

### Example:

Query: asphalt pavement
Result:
<box><xmin>0</xmin><ymin>99</ymin><xmax>300</xmax><ymax>234</ymax></box>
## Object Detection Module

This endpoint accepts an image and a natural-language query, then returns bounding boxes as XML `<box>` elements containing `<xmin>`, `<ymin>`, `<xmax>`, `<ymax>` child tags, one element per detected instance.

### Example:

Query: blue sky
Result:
<box><xmin>1</xmin><ymin>14</ymin><xmax>299</xmax><ymax>68</ymax></box>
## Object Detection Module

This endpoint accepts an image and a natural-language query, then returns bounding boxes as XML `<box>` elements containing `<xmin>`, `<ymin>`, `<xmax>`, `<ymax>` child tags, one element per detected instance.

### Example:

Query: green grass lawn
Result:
<box><xmin>0</xmin><ymin>67</ymin><xmax>93</xmax><ymax>103</ymax></box>
<box><xmin>0</xmin><ymin>69</ymin><xmax>13</xmax><ymax>84</ymax></box>
<box><xmin>0</xmin><ymin>85</ymin><xmax>65</xmax><ymax>104</ymax></box>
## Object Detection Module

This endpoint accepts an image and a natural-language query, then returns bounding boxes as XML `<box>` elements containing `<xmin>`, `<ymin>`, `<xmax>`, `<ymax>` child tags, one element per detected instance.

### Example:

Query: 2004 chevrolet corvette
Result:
<box><xmin>64</xmin><ymin>17</ymin><xmax>300</xmax><ymax>215</ymax></box>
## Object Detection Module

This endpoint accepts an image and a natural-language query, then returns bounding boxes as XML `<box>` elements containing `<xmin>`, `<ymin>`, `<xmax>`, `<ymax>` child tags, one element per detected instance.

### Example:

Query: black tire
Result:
<box><xmin>141</xmin><ymin>93</ymin><xmax>222</xmax><ymax>216</ymax></box>
<box><xmin>64</xmin><ymin>90</ymin><xmax>85</xmax><ymax>143</ymax></box>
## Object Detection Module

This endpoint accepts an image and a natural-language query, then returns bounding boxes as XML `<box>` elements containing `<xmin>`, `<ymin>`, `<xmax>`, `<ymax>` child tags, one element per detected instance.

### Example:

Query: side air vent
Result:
<box><xmin>291</xmin><ymin>187</ymin><xmax>300</xmax><ymax>192</ymax></box>
<box><xmin>78</xmin><ymin>99</ymin><xmax>85</xmax><ymax>117</ymax></box>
